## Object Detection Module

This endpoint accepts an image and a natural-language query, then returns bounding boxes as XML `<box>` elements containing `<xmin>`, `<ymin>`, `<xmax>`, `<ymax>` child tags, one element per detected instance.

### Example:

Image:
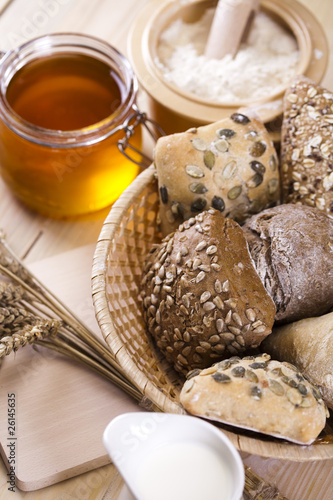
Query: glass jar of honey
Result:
<box><xmin>0</xmin><ymin>33</ymin><xmax>143</xmax><ymax>218</ymax></box>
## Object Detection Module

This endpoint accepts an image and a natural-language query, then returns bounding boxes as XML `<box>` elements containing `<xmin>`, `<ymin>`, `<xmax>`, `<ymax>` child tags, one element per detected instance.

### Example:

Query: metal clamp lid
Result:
<box><xmin>118</xmin><ymin>104</ymin><xmax>165</xmax><ymax>169</ymax></box>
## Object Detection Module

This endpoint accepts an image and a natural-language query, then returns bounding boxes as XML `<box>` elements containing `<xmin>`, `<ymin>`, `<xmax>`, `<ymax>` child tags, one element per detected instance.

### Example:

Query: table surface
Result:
<box><xmin>0</xmin><ymin>0</ymin><xmax>332</xmax><ymax>498</ymax></box>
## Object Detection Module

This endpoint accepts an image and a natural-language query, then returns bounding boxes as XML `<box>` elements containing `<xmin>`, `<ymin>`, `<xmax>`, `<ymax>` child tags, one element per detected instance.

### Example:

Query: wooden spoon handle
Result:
<box><xmin>205</xmin><ymin>0</ymin><xmax>260</xmax><ymax>59</ymax></box>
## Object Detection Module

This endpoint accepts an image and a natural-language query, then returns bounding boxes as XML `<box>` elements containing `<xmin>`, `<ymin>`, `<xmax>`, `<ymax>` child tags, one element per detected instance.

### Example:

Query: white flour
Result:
<box><xmin>156</xmin><ymin>9</ymin><xmax>299</xmax><ymax>104</ymax></box>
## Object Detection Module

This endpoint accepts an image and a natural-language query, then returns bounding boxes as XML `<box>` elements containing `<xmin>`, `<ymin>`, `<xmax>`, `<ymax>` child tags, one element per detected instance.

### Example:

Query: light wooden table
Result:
<box><xmin>0</xmin><ymin>0</ymin><xmax>332</xmax><ymax>498</ymax></box>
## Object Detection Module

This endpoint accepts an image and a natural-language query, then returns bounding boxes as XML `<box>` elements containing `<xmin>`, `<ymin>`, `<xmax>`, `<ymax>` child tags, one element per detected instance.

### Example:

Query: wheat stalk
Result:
<box><xmin>0</xmin><ymin>232</ymin><xmax>155</xmax><ymax>409</ymax></box>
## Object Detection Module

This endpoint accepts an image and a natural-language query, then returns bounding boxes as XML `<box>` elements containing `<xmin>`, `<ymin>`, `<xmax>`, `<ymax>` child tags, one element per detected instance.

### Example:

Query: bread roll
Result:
<box><xmin>180</xmin><ymin>353</ymin><xmax>328</xmax><ymax>445</ymax></box>
<box><xmin>280</xmin><ymin>75</ymin><xmax>333</xmax><ymax>214</ymax></box>
<box><xmin>242</xmin><ymin>204</ymin><xmax>333</xmax><ymax>323</ymax></box>
<box><xmin>154</xmin><ymin>113</ymin><xmax>280</xmax><ymax>236</ymax></box>
<box><xmin>262</xmin><ymin>312</ymin><xmax>333</xmax><ymax>410</ymax></box>
<box><xmin>140</xmin><ymin>209</ymin><xmax>276</xmax><ymax>375</ymax></box>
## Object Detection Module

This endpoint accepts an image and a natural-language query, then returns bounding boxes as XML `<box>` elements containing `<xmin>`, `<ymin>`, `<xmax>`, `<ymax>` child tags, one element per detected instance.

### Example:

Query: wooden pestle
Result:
<box><xmin>205</xmin><ymin>0</ymin><xmax>260</xmax><ymax>59</ymax></box>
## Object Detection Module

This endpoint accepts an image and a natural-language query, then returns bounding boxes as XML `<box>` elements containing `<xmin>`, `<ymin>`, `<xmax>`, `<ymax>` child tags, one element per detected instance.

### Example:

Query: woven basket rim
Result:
<box><xmin>91</xmin><ymin>164</ymin><xmax>182</xmax><ymax>413</ymax></box>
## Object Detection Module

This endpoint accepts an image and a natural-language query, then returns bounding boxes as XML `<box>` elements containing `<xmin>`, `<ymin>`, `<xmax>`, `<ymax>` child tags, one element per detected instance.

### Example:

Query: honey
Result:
<box><xmin>0</xmin><ymin>34</ymin><xmax>141</xmax><ymax>218</ymax></box>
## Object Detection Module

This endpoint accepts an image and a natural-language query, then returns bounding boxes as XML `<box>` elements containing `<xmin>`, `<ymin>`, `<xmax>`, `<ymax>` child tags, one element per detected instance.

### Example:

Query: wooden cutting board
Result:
<box><xmin>0</xmin><ymin>243</ymin><xmax>141</xmax><ymax>492</ymax></box>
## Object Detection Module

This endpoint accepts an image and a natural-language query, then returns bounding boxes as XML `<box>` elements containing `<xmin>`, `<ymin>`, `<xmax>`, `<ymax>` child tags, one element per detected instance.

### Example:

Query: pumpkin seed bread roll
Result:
<box><xmin>280</xmin><ymin>76</ymin><xmax>333</xmax><ymax>214</ymax></box>
<box><xmin>140</xmin><ymin>209</ymin><xmax>276</xmax><ymax>375</ymax></box>
<box><xmin>262</xmin><ymin>312</ymin><xmax>333</xmax><ymax>410</ymax></box>
<box><xmin>180</xmin><ymin>354</ymin><xmax>329</xmax><ymax>445</ymax></box>
<box><xmin>154</xmin><ymin>113</ymin><xmax>280</xmax><ymax>236</ymax></box>
<box><xmin>242</xmin><ymin>204</ymin><xmax>333</xmax><ymax>323</ymax></box>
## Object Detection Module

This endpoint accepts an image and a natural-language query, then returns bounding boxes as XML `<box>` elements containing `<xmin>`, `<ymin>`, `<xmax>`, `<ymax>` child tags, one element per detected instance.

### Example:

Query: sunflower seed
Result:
<box><xmin>203</xmin><ymin>301</ymin><xmax>216</xmax><ymax>312</ymax></box>
<box><xmin>216</xmin><ymin>318</ymin><xmax>224</xmax><ymax>332</ymax></box>
<box><xmin>200</xmin><ymin>291</ymin><xmax>211</xmax><ymax>303</ymax></box>
<box><xmin>213</xmin><ymin>296</ymin><xmax>224</xmax><ymax>310</ymax></box>
<box><xmin>196</xmin><ymin>241</ymin><xmax>207</xmax><ymax>251</ymax></box>
<box><xmin>206</xmin><ymin>245</ymin><xmax>217</xmax><ymax>255</ymax></box>
<box><xmin>215</xmin><ymin>279</ymin><xmax>222</xmax><ymax>293</ymax></box>
<box><xmin>196</xmin><ymin>271</ymin><xmax>206</xmax><ymax>283</ymax></box>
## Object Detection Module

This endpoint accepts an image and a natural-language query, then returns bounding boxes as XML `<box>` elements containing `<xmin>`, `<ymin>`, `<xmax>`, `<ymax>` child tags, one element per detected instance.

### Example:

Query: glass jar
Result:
<box><xmin>0</xmin><ymin>33</ymin><xmax>142</xmax><ymax>218</ymax></box>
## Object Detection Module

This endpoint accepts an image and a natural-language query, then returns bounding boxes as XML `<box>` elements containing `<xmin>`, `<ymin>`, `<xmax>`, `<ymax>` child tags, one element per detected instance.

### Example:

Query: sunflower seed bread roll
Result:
<box><xmin>154</xmin><ymin>113</ymin><xmax>280</xmax><ymax>236</ymax></box>
<box><xmin>242</xmin><ymin>204</ymin><xmax>333</xmax><ymax>323</ymax></box>
<box><xmin>262</xmin><ymin>312</ymin><xmax>333</xmax><ymax>410</ymax></box>
<box><xmin>140</xmin><ymin>209</ymin><xmax>276</xmax><ymax>375</ymax></box>
<box><xmin>280</xmin><ymin>76</ymin><xmax>333</xmax><ymax>214</ymax></box>
<box><xmin>180</xmin><ymin>353</ymin><xmax>329</xmax><ymax>445</ymax></box>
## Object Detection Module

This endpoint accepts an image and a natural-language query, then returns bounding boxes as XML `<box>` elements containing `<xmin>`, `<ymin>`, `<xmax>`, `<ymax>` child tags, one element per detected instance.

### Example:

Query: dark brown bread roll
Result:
<box><xmin>242</xmin><ymin>204</ymin><xmax>333</xmax><ymax>323</ymax></box>
<box><xmin>140</xmin><ymin>209</ymin><xmax>276</xmax><ymax>375</ymax></box>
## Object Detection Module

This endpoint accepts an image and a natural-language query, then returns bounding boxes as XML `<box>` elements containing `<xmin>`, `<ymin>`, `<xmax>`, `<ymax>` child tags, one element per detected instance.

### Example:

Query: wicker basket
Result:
<box><xmin>92</xmin><ymin>164</ymin><xmax>333</xmax><ymax>462</ymax></box>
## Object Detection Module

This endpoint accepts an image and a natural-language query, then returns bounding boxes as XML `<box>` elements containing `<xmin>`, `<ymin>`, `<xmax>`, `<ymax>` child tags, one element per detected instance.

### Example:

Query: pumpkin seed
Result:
<box><xmin>269</xmin><ymin>154</ymin><xmax>277</xmax><ymax>171</ymax></box>
<box><xmin>250</xmin><ymin>386</ymin><xmax>262</xmax><ymax>400</ymax></box>
<box><xmin>216</xmin><ymin>128</ymin><xmax>236</xmax><ymax>139</ymax></box>
<box><xmin>250</xmin><ymin>160</ymin><xmax>266</xmax><ymax>175</ymax></box>
<box><xmin>227</xmin><ymin>185</ymin><xmax>242</xmax><ymax>200</ymax></box>
<box><xmin>230</xmin><ymin>113</ymin><xmax>250</xmax><ymax>124</ymax></box>
<box><xmin>267</xmin><ymin>178</ymin><xmax>279</xmax><ymax>196</ymax></box>
<box><xmin>247</xmin><ymin>173</ymin><xmax>263</xmax><ymax>188</ymax></box>
<box><xmin>212</xmin><ymin>372</ymin><xmax>231</xmax><ymax>383</ymax></box>
<box><xmin>231</xmin><ymin>365</ymin><xmax>245</xmax><ymax>377</ymax></box>
<box><xmin>212</xmin><ymin>196</ymin><xmax>225</xmax><ymax>212</ymax></box>
<box><xmin>186</xmin><ymin>164</ymin><xmax>205</xmax><ymax>178</ymax></box>
<box><xmin>249</xmin><ymin>141</ymin><xmax>267</xmax><ymax>158</ymax></box>
<box><xmin>269</xmin><ymin>379</ymin><xmax>285</xmax><ymax>396</ymax></box>
<box><xmin>204</xmin><ymin>150</ymin><xmax>216</xmax><ymax>170</ymax></box>
<box><xmin>159</xmin><ymin>185</ymin><xmax>168</xmax><ymax>204</ymax></box>
<box><xmin>189</xmin><ymin>182</ymin><xmax>208</xmax><ymax>194</ymax></box>
<box><xmin>223</xmin><ymin>160</ymin><xmax>237</xmax><ymax>178</ymax></box>
<box><xmin>191</xmin><ymin>138</ymin><xmax>206</xmax><ymax>151</ymax></box>
<box><xmin>215</xmin><ymin>139</ymin><xmax>229</xmax><ymax>152</ymax></box>
<box><xmin>191</xmin><ymin>198</ymin><xmax>207</xmax><ymax>212</ymax></box>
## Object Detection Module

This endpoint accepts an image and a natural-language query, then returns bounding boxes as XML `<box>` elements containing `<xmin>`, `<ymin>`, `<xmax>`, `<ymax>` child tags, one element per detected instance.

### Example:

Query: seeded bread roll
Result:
<box><xmin>154</xmin><ymin>113</ymin><xmax>280</xmax><ymax>236</ymax></box>
<box><xmin>140</xmin><ymin>209</ymin><xmax>276</xmax><ymax>375</ymax></box>
<box><xmin>262</xmin><ymin>312</ymin><xmax>333</xmax><ymax>410</ymax></box>
<box><xmin>180</xmin><ymin>353</ymin><xmax>328</xmax><ymax>445</ymax></box>
<box><xmin>242</xmin><ymin>204</ymin><xmax>333</xmax><ymax>323</ymax></box>
<box><xmin>280</xmin><ymin>76</ymin><xmax>333</xmax><ymax>214</ymax></box>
